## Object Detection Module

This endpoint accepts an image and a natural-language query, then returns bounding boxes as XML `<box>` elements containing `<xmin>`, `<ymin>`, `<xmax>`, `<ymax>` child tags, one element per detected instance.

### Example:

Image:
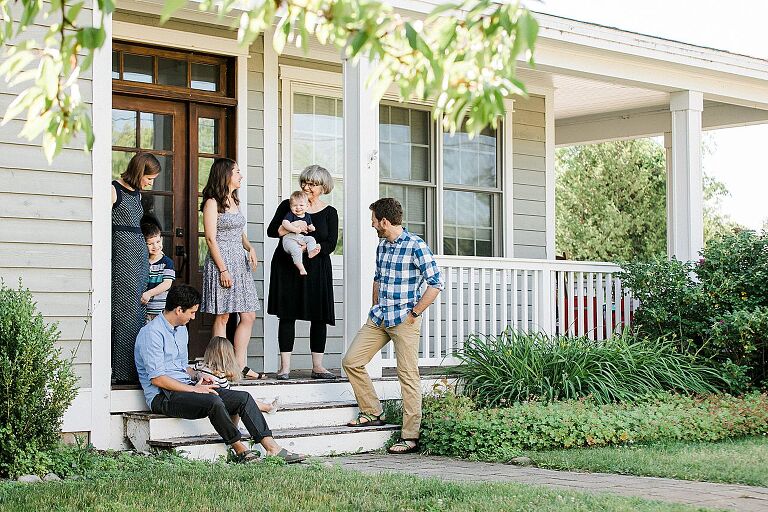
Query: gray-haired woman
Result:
<box><xmin>267</xmin><ymin>165</ymin><xmax>339</xmax><ymax>379</ymax></box>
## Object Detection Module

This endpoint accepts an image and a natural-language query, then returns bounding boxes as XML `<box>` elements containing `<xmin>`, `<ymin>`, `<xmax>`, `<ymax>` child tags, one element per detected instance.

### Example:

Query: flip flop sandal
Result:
<box><xmin>234</xmin><ymin>449</ymin><xmax>260</xmax><ymax>464</ymax></box>
<box><xmin>242</xmin><ymin>366</ymin><xmax>267</xmax><ymax>380</ymax></box>
<box><xmin>347</xmin><ymin>412</ymin><xmax>386</xmax><ymax>427</ymax></box>
<box><xmin>387</xmin><ymin>439</ymin><xmax>419</xmax><ymax>454</ymax></box>
<box><xmin>274</xmin><ymin>448</ymin><xmax>306</xmax><ymax>464</ymax></box>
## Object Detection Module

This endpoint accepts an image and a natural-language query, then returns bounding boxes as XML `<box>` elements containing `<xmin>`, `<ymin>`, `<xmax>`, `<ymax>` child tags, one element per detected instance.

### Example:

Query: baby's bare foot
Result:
<box><xmin>308</xmin><ymin>247</ymin><xmax>321</xmax><ymax>259</ymax></box>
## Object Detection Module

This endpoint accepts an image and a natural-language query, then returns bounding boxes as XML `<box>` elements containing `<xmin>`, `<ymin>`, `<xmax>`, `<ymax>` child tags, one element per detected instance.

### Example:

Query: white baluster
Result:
<box><xmin>587</xmin><ymin>272</ymin><xmax>595</xmax><ymax>340</ymax></box>
<box><xmin>596</xmin><ymin>272</ymin><xmax>605</xmax><ymax>341</ymax></box>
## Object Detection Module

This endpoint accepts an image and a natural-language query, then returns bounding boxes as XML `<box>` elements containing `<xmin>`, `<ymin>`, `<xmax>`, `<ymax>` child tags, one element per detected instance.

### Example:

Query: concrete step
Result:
<box><xmin>112</xmin><ymin>377</ymin><xmax>430</xmax><ymax>414</ymax></box>
<box><xmin>148</xmin><ymin>423</ymin><xmax>400</xmax><ymax>460</ymax></box>
<box><xmin>124</xmin><ymin>401</ymin><xmax>363</xmax><ymax>451</ymax></box>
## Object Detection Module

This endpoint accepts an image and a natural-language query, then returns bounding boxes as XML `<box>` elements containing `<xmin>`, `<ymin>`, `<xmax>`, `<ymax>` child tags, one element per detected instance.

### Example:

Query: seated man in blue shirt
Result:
<box><xmin>135</xmin><ymin>283</ymin><xmax>304</xmax><ymax>464</ymax></box>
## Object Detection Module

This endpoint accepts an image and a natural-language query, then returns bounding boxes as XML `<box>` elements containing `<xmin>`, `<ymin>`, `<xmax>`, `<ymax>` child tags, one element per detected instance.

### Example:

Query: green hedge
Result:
<box><xmin>420</xmin><ymin>389</ymin><xmax>768</xmax><ymax>462</ymax></box>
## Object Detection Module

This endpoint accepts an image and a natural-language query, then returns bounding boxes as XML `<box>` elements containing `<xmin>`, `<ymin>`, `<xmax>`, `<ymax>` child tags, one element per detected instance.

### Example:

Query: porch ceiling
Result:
<box><xmin>552</xmin><ymin>74</ymin><xmax>669</xmax><ymax>120</ymax></box>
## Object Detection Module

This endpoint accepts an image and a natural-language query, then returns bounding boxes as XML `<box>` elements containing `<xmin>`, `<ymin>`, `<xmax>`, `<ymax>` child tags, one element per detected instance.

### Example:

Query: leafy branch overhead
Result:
<box><xmin>1</xmin><ymin>0</ymin><xmax>537</xmax><ymax>161</ymax></box>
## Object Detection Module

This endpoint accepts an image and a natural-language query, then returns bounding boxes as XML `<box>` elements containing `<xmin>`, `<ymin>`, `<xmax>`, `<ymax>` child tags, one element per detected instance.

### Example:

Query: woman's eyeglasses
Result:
<box><xmin>301</xmin><ymin>181</ymin><xmax>321</xmax><ymax>188</ymax></box>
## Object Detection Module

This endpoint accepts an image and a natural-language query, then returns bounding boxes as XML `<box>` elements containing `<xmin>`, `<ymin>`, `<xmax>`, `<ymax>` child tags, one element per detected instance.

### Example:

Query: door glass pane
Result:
<box><xmin>443</xmin><ymin>124</ymin><xmax>497</xmax><ymax>187</ymax></box>
<box><xmin>140</xmin><ymin>112</ymin><xmax>173</xmax><ymax>150</ymax></box>
<box><xmin>112</xmin><ymin>51</ymin><xmax>120</xmax><ymax>79</ymax></box>
<box><xmin>141</xmin><ymin>194</ymin><xmax>173</xmax><ymax>232</ymax></box>
<box><xmin>198</xmin><ymin>237</ymin><xmax>209</xmax><ymax>269</ymax></box>
<box><xmin>191</xmin><ymin>63</ymin><xmax>219</xmax><ymax>91</ymax></box>
<box><xmin>123</xmin><ymin>54</ymin><xmax>153</xmax><ymax>83</ymax></box>
<box><xmin>112</xmin><ymin>110</ymin><xmax>136</xmax><ymax>147</ymax></box>
<box><xmin>112</xmin><ymin>150</ymin><xmax>134</xmax><ymax>180</ymax></box>
<box><xmin>153</xmin><ymin>154</ymin><xmax>173</xmax><ymax>192</ymax></box>
<box><xmin>198</xmin><ymin>118</ymin><xmax>219</xmax><ymax>154</ymax></box>
<box><xmin>198</xmin><ymin>157</ymin><xmax>215</xmax><ymax>193</ymax></box>
<box><xmin>158</xmin><ymin>58</ymin><xmax>187</xmax><ymax>87</ymax></box>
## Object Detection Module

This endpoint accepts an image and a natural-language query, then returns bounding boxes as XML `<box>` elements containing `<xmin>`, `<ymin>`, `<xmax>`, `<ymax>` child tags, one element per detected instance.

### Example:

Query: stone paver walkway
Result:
<box><xmin>331</xmin><ymin>454</ymin><xmax>768</xmax><ymax>511</ymax></box>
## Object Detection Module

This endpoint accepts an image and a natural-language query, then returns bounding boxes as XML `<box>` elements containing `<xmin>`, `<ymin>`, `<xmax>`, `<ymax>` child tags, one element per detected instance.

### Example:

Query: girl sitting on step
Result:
<box><xmin>196</xmin><ymin>336</ymin><xmax>279</xmax><ymax>415</ymax></box>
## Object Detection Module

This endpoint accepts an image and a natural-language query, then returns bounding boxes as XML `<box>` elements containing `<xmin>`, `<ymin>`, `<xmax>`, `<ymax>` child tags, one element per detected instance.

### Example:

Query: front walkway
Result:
<box><xmin>331</xmin><ymin>454</ymin><xmax>768</xmax><ymax>511</ymax></box>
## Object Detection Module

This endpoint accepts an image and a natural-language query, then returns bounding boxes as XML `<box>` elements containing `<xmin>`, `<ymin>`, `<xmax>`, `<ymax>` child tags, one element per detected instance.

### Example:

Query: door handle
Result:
<box><xmin>175</xmin><ymin>245</ymin><xmax>188</xmax><ymax>279</ymax></box>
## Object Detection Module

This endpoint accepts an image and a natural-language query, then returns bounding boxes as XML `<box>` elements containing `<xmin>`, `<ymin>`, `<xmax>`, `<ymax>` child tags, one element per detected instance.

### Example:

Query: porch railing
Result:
<box><xmin>380</xmin><ymin>256</ymin><xmax>638</xmax><ymax>368</ymax></box>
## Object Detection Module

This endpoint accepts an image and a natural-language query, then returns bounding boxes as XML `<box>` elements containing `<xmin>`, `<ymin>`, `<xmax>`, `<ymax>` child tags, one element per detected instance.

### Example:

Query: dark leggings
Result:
<box><xmin>278</xmin><ymin>318</ymin><xmax>327</xmax><ymax>353</ymax></box>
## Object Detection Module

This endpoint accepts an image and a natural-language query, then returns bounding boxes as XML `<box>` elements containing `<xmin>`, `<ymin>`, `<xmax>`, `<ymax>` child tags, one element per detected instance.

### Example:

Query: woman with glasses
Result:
<box><xmin>267</xmin><ymin>165</ymin><xmax>339</xmax><ymax>380</ymax></box>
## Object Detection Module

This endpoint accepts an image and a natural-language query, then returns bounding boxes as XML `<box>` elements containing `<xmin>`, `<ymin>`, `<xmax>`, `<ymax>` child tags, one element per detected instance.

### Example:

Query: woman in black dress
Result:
<box><xmin>111</xmin><ymin>152</ymin><xmax>161</xmax><ymax>383</ymax></box>
<box><xmin>267</xmin><ymin>165</ymin><xmax>338</xmax><ymax>379</ymax></box>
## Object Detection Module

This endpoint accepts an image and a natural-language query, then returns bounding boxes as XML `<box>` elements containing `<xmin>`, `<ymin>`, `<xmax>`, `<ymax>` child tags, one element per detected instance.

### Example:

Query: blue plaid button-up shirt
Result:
<box><xmin>369</xmin><ymin>228</ymin><xmax>444</xmax><ymax>327</ymax></box>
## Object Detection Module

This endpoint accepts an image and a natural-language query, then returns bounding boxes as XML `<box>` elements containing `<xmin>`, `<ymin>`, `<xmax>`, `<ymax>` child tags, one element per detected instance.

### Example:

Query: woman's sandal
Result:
<box><xmin>387</xmin><ymin>439</ymin><xmax>419</xmax><ymax>454</ymax></box>
<box><xmin>347</xmin><ymin>412</ymin><xmax>386</xmax><ymax>427</ymax></box>
<box><xmin>242</xmin><ymin>366</ymin><xmax>267</xmax><ymax>380</ymax></box>
<box><xmin>234</xmin><ymin>449</ymin><xmax>260</xmax><ymax>464</ymax></box>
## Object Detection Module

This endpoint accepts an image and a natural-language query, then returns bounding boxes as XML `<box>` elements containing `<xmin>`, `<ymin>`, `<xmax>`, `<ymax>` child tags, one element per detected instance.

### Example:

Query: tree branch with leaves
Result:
<box><xmin>1</xmin><ymin>0</ymin><xmax>537</xmax><ymax>162</ymax></box>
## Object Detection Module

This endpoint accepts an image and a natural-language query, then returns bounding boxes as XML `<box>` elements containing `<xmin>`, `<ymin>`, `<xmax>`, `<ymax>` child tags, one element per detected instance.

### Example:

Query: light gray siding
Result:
<box><xmin>512</xmin><ymin>95</ymin><xmax>547</xmax><ymax>258</ymax></box>
<box><xmin>0</xmin><ymin>7</ymin><xmax>95</xmax><ymax>388</ymax></box>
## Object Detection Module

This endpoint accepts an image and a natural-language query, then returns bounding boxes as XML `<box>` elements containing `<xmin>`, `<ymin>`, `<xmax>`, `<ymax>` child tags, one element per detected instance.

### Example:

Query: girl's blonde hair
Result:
<box><xmin>202</xmin><ymin>336</ymin><xmax>239</xmax><ymax>381</ymax></box>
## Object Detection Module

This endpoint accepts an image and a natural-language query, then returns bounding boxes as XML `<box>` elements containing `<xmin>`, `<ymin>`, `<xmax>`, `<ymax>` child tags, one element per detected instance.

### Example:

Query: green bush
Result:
<box><xmin>619</xmin><ymin>231</ymin><xmax>768</xmax><ymax>387</ymax></box>
<box><xmin>448</xmin><ymin>330</ymin><xmax>726</xmax><ymax>406</ymax></box>
<box><xmin>0</xmin><ymin>282</ymin><xmax>79</xmax><ymax>477</ymax></box>
<box><xmin>420</xmin><ymin>387</ymin><xmax>768</xmax><ymax>461</ymax></box>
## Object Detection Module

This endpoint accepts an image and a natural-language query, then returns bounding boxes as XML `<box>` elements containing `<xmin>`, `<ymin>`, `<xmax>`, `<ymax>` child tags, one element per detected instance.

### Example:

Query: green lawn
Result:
<box><xmin>0</xmin><ymin>457</ymin><xmax>714</xmax><ymax>512</ymax></box>
<box><xmin>524</xmin><ymin>436</ymin><xmax>768</xmax><ymax>487</ymax></box>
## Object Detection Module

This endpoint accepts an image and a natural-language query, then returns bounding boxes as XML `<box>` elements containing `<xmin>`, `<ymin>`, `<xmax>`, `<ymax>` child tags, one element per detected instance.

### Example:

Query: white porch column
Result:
<box><xmin>666</xmin><ymin>90</ymin><xmax>704</xmax><ymax>261</ymax></box>
<box><xmin>342</xmin><ymin>56</ymin><xmax>381</xmax><ymax>378</ymax></box>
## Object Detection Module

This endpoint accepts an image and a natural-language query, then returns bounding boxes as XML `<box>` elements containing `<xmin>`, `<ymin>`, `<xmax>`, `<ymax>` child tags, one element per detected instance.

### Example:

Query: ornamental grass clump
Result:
<box><xmin>0</xmin><ymin>282</ymin><xmax>79</xmax><ymax>477</ymax></box>
<box><xmin>449</xmin><ymin>330</ymin><xmax>725</xmax><ymax>406</ymax></box>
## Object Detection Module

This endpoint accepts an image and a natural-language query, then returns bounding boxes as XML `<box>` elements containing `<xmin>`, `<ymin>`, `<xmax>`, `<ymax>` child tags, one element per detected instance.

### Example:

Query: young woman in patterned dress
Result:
<box><xmin>111</xmin><ymin>152</ymin><xmax>161</xmax><ymax>384</ymax></box>
<box><xmin>200</xmin><ymin>158</ymin><xmax>264</xmax><ymax>380</ymax></box>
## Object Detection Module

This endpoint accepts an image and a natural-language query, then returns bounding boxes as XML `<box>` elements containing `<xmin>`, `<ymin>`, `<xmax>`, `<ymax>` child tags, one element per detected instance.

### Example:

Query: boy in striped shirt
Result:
<box><xmin>141</xmin><ymin>223</ymin><xmax>175</xmax><ymax>322</ymax></box>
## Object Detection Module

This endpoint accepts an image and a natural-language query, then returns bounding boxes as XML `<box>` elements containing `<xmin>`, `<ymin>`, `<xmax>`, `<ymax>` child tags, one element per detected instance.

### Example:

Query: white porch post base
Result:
<box><xmin>342</xmin><ymin>56</ymin><xmax>381</xmax><ymax>378</ymax></box>
<box><xmin>667</xmin><ymin>90</ymin><xmax>704</xmax><ymax>261</ymax></box>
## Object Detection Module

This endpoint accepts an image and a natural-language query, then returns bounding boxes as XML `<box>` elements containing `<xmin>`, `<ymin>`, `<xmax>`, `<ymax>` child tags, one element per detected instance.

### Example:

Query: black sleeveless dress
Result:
<box><xmin>111</xmin><ymin>181</ymin><xmax>148</xmax><ymax>383</ymax></box>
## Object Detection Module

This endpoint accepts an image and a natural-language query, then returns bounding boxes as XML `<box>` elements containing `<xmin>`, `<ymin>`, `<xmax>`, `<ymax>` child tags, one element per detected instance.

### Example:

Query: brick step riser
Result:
<box><xmin>126</xmin><ymin>406</ymin><xmax>362</xmax><ymax>448</ymax></box>
<box><xmin>162</xmin><ymin>429</ymin><xmax>397</xmax><ymax>460</ymax></box>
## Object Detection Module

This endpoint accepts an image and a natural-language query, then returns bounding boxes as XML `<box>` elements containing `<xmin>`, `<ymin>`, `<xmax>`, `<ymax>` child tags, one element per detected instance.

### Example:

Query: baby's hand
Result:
<box><xmin>307</xmin><ymin>225</ymin><xmax>316</xmax><ymax>232</ymax></box>
<box><xmin>141</xmin><ymin>291</ymin><xmax>151</xmax><ymax>304</ymax></box>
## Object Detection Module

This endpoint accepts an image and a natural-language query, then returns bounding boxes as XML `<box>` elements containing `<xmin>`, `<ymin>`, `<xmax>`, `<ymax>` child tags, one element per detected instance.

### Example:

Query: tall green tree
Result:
<box><xmin>0</xmin><ymin>0</ymin><xmax>538</xmax><ymax>161</ymax></box>
<box><xmin>555</xmin><ymin>139</ymin><xmax>739</xmax><ymax>262</ymax></box>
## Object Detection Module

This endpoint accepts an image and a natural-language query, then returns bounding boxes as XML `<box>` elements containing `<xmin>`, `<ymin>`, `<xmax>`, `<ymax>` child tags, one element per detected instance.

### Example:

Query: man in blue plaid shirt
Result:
<box><xmin>342</xmin><ymin>198</ymin><xmax>443</xmax><ymax>454</ymax></box>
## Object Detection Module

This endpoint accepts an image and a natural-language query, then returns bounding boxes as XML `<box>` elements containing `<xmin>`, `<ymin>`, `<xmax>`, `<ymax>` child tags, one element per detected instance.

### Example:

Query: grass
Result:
<box><xmin>524</xmin><ymin>435</ymin><xmax>768</xmax><ymax>487</ymax></box>
<box><xmin>0</xmin><ymin>453</ymin><xmax>713</xmax><ymax>512</ymax></box>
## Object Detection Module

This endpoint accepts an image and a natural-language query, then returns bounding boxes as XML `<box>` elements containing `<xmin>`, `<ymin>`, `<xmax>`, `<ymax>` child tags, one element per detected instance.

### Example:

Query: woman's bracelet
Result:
<box><xmin>220</xmin><ymin>268</ymin><xmax>228</xmax><ymax>274</ymax></box>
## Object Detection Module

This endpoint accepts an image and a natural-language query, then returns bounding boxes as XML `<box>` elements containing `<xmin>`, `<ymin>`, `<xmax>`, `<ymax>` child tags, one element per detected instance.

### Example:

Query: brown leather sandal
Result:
<box><xmin>347</xmin><ymin>412</ymin><xmax>386</xmax><ymax>427</ymax></box>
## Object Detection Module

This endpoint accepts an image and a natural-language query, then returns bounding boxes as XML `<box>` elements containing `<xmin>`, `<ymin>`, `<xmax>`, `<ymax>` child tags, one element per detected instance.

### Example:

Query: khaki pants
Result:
<box><xmin>342</xmin><ymin>318</ymin><xmax>422</xmax><ymax>440</ymax></box>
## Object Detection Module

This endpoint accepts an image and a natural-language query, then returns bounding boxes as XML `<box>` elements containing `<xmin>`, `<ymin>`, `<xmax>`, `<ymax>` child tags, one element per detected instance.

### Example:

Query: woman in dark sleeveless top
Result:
<box><xmin>111</xmin><ymin>153</ymin><xmax>161</xmax><ymax>383</ymax></box>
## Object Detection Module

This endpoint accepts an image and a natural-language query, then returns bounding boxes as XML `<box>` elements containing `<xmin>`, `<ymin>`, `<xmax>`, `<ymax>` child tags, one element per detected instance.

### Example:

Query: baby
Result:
<box><xmin>282</xmin><ymin>190</ymin><xmax>320</xmax><ymax>275</ymax></box>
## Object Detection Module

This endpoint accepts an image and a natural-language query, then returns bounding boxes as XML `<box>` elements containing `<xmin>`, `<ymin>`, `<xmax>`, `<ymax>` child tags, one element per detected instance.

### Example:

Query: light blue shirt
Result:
<box><xmin>135</xmin><ymin>313</ymin><xmax>193</xmax><ymax>408</ymax></box>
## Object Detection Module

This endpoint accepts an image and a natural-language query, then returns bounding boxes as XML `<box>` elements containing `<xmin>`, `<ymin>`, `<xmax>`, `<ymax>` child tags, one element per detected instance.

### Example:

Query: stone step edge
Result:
<box><xmin>148</xmin><ymin>424</ymin><xmax>401</xmax><ymax>448</ymax></box>
<box><xmin>123</xmin><ymin>400</ymin><xmax>361</xmax><ymax>421</ymax></box>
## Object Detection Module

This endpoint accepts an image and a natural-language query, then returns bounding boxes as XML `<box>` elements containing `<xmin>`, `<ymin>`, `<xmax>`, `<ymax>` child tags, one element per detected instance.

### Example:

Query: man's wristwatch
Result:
<box><xmin>409</xmin><ymin>309</ymin><xmax>421</xmax><ymax>318</ymax></box>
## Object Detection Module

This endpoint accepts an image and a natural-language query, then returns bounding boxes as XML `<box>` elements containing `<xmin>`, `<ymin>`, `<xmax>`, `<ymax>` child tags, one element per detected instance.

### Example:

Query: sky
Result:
<box><xmin>536</xmin><ymin>0</ymin><xmax>768</xmax><ymax>230</ymax></box>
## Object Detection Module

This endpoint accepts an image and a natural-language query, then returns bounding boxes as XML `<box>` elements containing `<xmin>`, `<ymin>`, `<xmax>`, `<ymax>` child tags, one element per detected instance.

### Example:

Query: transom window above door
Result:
<box><xmin>112</xmin><ymin>42</ymin><xmax>235</xmax><ymax>99</ymax></box>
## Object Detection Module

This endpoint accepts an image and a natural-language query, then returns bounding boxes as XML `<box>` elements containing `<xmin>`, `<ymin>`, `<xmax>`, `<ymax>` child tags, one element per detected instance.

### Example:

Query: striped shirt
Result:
<box><xmin>146</xmin><ymin>254</ymin><xmax>175</xmax><ymax>315</ymax></box>
<box><xmin>194</xmin><ymin>362</ymin><xmax>231</xmax><ymax>389</ymax></box>
<box><xmin>369</xmin><ymin>228</ymin><xmax>444</xmax><ymax>327</ymax></box>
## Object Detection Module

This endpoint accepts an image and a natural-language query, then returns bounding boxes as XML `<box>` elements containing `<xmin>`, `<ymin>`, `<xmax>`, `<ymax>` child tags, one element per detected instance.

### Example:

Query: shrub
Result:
<box><xmin>619</xmin><ymin>231</ymin><xmax>768</xmax><ymax>387</ymax></box>
<box><xmin>0</xmin><ymin>282</ymin><xmax>79</xmax><ymax>477</ymax></box>
<box><xmin>420</xmin><ymin>388</ymin><xmax>768</xmax><ymax>461</ymax></box>
<box><xmin>448</xmin><ymin>330</ymin><xmax>726</xmax><ymax>406</ymax></box>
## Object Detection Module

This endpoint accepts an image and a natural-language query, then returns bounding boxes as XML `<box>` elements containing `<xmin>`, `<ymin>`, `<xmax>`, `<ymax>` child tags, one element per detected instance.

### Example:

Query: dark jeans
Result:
<box><xmin>151</xmin><ymin>388</ymin><xmax>272</xmax><ymax>446</ymax></box>
<box><xmin>278</xmin><ymin>318</ymin><xmax>327</xmax><ymax>353</ymax></box>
